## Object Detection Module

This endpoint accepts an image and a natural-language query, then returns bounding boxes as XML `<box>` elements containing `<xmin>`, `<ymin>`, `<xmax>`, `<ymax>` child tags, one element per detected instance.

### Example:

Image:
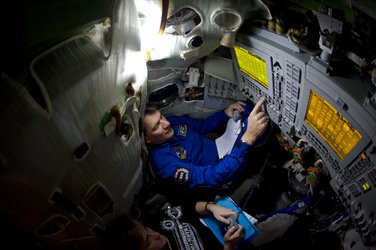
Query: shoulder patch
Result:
<box><xmin>174</xmin><ymin>168</ymin><xmax>189</xmax><ymax>184</ymax></box>
<box><xmin>173</xmin><ymin>146</ymin><xmax>187</xmax><ymax>160</ymax></box>
<box><xmin>178</xmin><ymin>124</ymin><xmax>187</xmax><ymax>136</ymax></box>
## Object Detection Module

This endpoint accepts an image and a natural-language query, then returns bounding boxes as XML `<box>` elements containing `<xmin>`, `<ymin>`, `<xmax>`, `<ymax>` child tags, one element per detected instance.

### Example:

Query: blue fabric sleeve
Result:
<box><xmin>167</xmin><ymin>111</ymin><xmax>229</xmax><ymax>135</ymax></box>
<box><xmin>150</xmin><ymin>141</ymin><xmax>251</xmax><ymax>189</ymax></box>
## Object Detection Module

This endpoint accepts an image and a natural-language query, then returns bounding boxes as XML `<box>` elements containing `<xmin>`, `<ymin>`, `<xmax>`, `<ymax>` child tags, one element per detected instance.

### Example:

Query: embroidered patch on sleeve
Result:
<box><xmin>178</xmin><ymin>124</ymin><xmax>187</xmax><ymax>136</ymax></box>
<box><xmin>173</xmin><ymin>146</ymin><xmax>187</xmax><ymax>160</ymax></box>
<box><xmin>174</xmin><ymin>168</ymin><xmax>189</xmax><ymax>184</ymax></box>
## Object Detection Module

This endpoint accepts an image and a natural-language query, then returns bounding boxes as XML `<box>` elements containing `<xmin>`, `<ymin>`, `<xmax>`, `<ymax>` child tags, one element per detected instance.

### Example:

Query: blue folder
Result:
<box><xmin>202</xmin><ymin>196</ymin><xmax>259</xmax><ymax>245</ymax></box>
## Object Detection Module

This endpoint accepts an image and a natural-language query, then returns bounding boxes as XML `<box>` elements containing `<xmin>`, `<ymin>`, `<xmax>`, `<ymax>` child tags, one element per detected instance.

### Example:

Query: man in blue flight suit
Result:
<box><xmin>142</xmin><ymin>97</ymin><xmax>269</xmax><ymax>189</ymax></box>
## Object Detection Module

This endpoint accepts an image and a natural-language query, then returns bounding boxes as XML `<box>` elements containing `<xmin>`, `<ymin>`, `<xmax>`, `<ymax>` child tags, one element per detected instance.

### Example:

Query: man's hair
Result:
<box><xmin>142</xmin><ymin>106</ymin><xmax>159</xmax><ymax>134</ymax></box>
<box><xmin>105</xmin><ymin>216</ymin><xmax>144</xmax><ymax>250</ymax></box>
<box><xmin>144</xmin><ymin>106</ymin><xmax>158</xmax><ymax>116</ymax></box>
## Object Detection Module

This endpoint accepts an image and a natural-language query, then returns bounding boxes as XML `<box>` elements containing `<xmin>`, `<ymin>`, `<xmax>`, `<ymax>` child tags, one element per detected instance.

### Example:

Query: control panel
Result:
<box><xmin>232</xmin><ymin>28</ymin><xmax>376</xmax><ymax>243</ymax></box>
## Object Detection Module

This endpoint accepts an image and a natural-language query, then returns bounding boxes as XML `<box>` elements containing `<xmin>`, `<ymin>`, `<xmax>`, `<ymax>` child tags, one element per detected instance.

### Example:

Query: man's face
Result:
<box><xmin>143</xmin><ymin>110</ymin><xmax>174</xmax><ymax>144</ymax></box>
<box><xmin>141</xmin><ymin>227</ymin><xmax>168</xmax><ymax>250</ymax></box>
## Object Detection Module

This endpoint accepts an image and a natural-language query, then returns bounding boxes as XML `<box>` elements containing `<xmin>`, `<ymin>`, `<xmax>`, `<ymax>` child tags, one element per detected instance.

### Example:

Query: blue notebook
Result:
<box><xmin>202</xmin><ymin>196</ymin><xmax>259</xmax><ymax>245</ymax></box>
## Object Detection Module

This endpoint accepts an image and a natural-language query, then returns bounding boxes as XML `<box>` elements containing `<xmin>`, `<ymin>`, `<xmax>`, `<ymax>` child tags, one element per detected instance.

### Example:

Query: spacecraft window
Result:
<box><xmin>211</xmin><ymin>8</ymin><xmax>242</xmax><ymax>32</ymax></box>
<box><xmin>166</xmin><ymin>7</ymin><xmax>202</xmax><ymax>36</ymax></box>
<box><xmin>147</xmin><ymin>84</ymin><xmax>179</xmax><ymax>109</ymax></box>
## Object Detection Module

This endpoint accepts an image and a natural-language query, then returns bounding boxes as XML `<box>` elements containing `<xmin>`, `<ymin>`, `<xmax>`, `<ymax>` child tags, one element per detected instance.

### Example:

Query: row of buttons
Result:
<box><xmin>205</xmin><ymin>75</ymin><xmax>238</xmax><ymax>99</ymax></box>
<box><xmin>301</xmin><ymin>126</ymin><xmax>342</xmax><ymax>175</ymax></box>
<box><xmin>334</xmin><ymin>177</ymin><xmax>373</xmax><ymax>240</ymax></box>
<box><xmin>286</xmin><ymin>60</ymin><xmax>301</xmax><ymax>85</ymax></box>
<box><xmin>307</xmin><ymin>132</ymin><xmax>329</xmax><ymax>158</ymax></box>
<box><xmin>285</xmin><ymin>79</ymin><xmax>300</xmax><ymax>99</ymax></box>
<box><xmin>240</xmin><ymin>75</ymin><xmax>262</xmax><ymax>98</ymax></box>
<box><xmin>343</xmin><ymin>158</ymin><xmax>372</xmax><ymax>182</ymax></box>
<box><xmin>283</xmin><ymin>61</ymin><xmax>301</xmax><ymax>129</ymax></box>
<box><xmin>341</xmin><ymin>157</ymin><xmax>372</xmax><ymax>184</ymax></box>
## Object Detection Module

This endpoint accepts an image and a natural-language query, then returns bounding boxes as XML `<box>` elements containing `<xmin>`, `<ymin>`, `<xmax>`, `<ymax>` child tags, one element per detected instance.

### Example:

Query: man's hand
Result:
<box><xmin>224</xmin><ymin>101</ymin><xmax>246</xmax><ymax>118</ymax></box>
<box><xmin>224</xmin><ymin>224</ymin><xmax>244</xmax><ymax>250</ymax></box>
<box><xmin>206</xmin><ymin>203</ymin><xmax>238</xmax><ymax>225</ymax></box>
<box><xmin>241</xmin><ymin>97</ymin><xmax>269</xmax><ymax>145</ymax></box>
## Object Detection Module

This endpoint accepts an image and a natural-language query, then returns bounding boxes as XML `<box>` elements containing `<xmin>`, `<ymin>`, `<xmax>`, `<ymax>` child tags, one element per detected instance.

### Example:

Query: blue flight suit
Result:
<box><xmin>148</xmin><ymin>102</ymin><xmax>256</xmax><ymax>189</ymax></box>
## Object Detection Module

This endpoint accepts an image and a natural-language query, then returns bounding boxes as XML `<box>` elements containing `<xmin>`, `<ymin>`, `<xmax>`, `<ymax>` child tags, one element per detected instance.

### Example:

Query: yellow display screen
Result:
<box><xmin>305</xmin><ymin>90</ymin><xmax>362</xmax><ymax>160</ymax></box>
<box><xmin>234</xmin><ymin>45</ymin><xmax>269</xmax><ymax>89</ymax></box>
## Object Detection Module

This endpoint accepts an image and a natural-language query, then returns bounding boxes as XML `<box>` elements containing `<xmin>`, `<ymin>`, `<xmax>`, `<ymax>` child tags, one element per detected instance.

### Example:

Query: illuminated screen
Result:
<box><xmin>305</xmin><ymin>90</ymin><xmax>362</xmax><ymax>160</ymax></box>
<box><xmin>234</xmin><ymin>45</ymin><xmax>268</xmax><ymax>89</ymax></box>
